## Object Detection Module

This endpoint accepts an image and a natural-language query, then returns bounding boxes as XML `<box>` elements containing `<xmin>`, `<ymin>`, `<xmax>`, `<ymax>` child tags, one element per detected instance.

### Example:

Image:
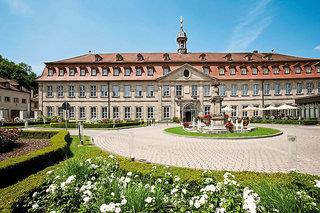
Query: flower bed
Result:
<box><xmin>0</xmin><ymin>130</ymin><xmax>71</xmax><ymax>187</ymax></box>
<box><xmin>18</xmin><ymin>156</ymin><xmax>320</xmax><ymax>212</ymax></box>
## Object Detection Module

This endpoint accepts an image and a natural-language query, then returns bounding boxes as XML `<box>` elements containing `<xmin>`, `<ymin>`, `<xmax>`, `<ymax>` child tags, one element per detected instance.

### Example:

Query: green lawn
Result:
<box><xmin>164</xmin><ymin>126</ymin><xmax>282</xmax><ymax>138</ymax></box>
<box><xmin>0</xmin><ymin>133</ymin><xmax>318</xmax><ymax>212</ymax></box>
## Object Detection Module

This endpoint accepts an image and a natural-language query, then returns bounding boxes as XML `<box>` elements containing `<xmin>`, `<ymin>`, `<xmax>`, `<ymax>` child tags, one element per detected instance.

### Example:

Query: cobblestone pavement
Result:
<box><xmin>69</xmin><ymin>124</ymin><xmax>320</xmax><ymax>175</ymax></box>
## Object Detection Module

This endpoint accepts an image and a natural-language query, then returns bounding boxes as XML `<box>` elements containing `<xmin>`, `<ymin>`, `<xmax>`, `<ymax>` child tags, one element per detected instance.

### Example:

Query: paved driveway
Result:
<box><xmin>69</xmin><ymin>124</ymin><xmax>320</xmax><ymax>175</ymax></box>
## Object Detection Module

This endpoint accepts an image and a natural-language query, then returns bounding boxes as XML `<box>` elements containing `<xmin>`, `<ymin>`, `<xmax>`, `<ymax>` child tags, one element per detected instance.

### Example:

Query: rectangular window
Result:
<box><xmin>204</xmin><ymin>106</ymin><xmax>210</xmax><ymax>115</ymax></box>
<box><xmin>253</xmin><ymin>105</ymin><xmax>259</xmax><ymax>117</ymax></box>
<box><xmin>48</xmin><ymin>69</ymin><xmax>53</xmax><ymax>76</ymax></box>
<box><xmin>5</xmin><ymin>97</ymin><xmax>10</xmax><ymax>102</ymax></box>
<box><xmin>176</xmin><ymin>85</ymin><xmax>182</xmax><ymax>96</ymax></box>
<box><xmin>114</xmin><ymin>68</ymin><xmax>120</xmax><ymax>76</ymax></box>
<box><xmin>58</xmin><ymin>107</ymin><xmax>63</xmax><ymax>117</ymax></box>
<box><xmin>219</xmin><ymin>84</ymin><xmax>226</xmax><ymax>96</ymax></box>
<box><xmin>79</xmin><ymin>107</ymin><xmax>86</xmax><ymax>119</ymax></box>
<box><xmin>203</xmin><ymin>67</ymin><xmax>209</xmax><ymax>75</ymax></box>
<box><xmin>136</xmin><ymin>85</ymin><xmax>142</xmax><ymax>97</ymax></box>
<box><xmin>252</xmin><ymin>67</ymin><xmax>258</xmax><ymax>75</ymax></box>
<box><xmin>90</xmin><ymin>85</ymin><xmax>97</xmax><ymax>97</ymax></box>
<box><xmin>296</xmin><ymin>82</ymin><xmax>303</xmax><ymax>95</ymax></box>
<box><xmin>230</xmin><ymin>67</ymin><xmax>236</xmax><ymax>75</ymax></box>
<box><xmin>242</xmin><ymin>84</ymin><xmax>248</xmax><ymax>96</ymax></box>
<box><xmin>274</xmin><ymin>83</ymin><xmax>281</xmax><ymax>96</ymax></box>
<box><xmin>136</xmin><ymin>67</ymin><xmax>142</xmax><ymax>76</ymax></box>
<box><xmin>69</xmin><ymin>107</ymin><xmax>75</xmax><ymax>119</ymax></box>
<box><xmin>21</xmin><ymin>99</ymin><xmax>26</xmax><ymax>103</ymax></box>
<box><xmin>203</xmin><ymin>85</ymin><xmax>211</xmax><ymax>97</ymax></box>
<box><xmin>80</xmin><ymin>68</ymin><xmax>86</xmax><ymax>76</ymax></box>
<box><xmin>91</xmin><ymin>68</ymin><xmax>97</xmax><ymax>76</ymax></box>
<box><xmin>91</xmin><ymin>107</ymin><xmax>97</xmax><ymax>119</ymax></box>
<box><xmin>219</xmin><ymin>67</ymin><xmax>225</xmax><ymax>75</ymax></box>
<box><xmin>264</xmin><ymin>83</ymin><xmax>270</xmax><ymax>95</ymax></box>
<box><xmin>317</xmin><ymin>66</ymin><xmax>320</xmax><ymax>73</ymax></box>
<box><xmin>273</xmin><ymin>67</ymin><xmax>279</xmax><ymax>74</ymax></box>
<box><xmin>163</xmin><ymin>85</ymin><xmax>170</xmax><ymax>97</ymax></box>
<box><xmin>47</xmin><ymin>106</ymin><xmax>53</xmax><ymax>117</ymax></box>
<box><xmin>79</xmin><ymin>85</ymin><xmax>86</xmax><ymax>97</ymax></box>
<box><xmin>263</xmin><ymin>68</ymin><xmax>269</xmax><ymax>75</ymax></box>
<box><xmin>102</xmin><ymin>107</ymin><xmax>108</xmax><ymax>119</ymax></box>
<box><xmin>113</xmin><ymin>107</ymin><xmax>119</xmax><ymax>119</ymax></box>
<box><xmin>101</xmin><ymin>85</ymin><xmax>108</xmax><ymax>97</ymax></box>
<box><xmin>102</xmin><ymin>68</ymin><xmax>108</xmax><ymax>76</ymax></box>
<box><xmin>57</xmin><ymin>85</ymin><xmax>64</xmax><ymax>97</ymax></box>
<box><xmin>13</xmin><ymin>98</ymin><xmax>19</xmax><ymax>103</ymax></box>
<box><xmin>112</xmin><ymin>85</ymin><xmax>120</xmax><ymax>97</ymax></box>
<box><xmin>163</xmin><ymin>106</ymin><xmax>170</xmax><ymax>119</ymax></box>
<box><xmin>124</xmin><ymin>85</ymin><xmax>131</xmax><ymax>97</ymax></box>
<box><xmin>124</xmin><ymin>107</ymin><xmax>131</xmax><ymax>119</ymax></box>
<box><xmin>306</xmin><ymin>67</ymin><xmax>311</xmax><ymax>74</ymax></box>
<box><xmin>147</xmin><ymin>107</ymin><xmax>154</xmax><ymax>119</ymax></box>
<box><xmin>242</xmin><ymin>106</ymin><xmax>248</xmax><ymax>117</ymax></box>
<box><xmin>285</xmin><ymin>83</ymin><xmax>292</xmax><ymax>95</ymax></box>
<box><xmin>241</xmin><ymin>68</ymin><xmax>247</xmax><ymax>75</ymax></box>
<box><xmin>163</xmin><ymin>67</ymin><xmax>170</xmax><ymax>75</ymax></box>
<box><xmin>59</xmin><ymin>69</ymin><xmax>64</xmax><ymax>76</ymax></box>
<box><xmin>284</xmin><ymin>67</ymin><xmax>290</xmax><ymax>74</ymax></box>
<box><xmin>69</xmin><ymin>68</ymin><xmax>75</xmax><ymax>76</ymax></box>
<box><xmin>125</xmin><ymin>68</ymin><xmax>131</xmax><ymax>76</ymax></box>
<box><xmin>147</xmin><ymin>85</ymin><xmax>154</xmax><ymax>97</ymax></box>
<box><xmin>307</xmin><ymin>82</ymin><xmax>313</xmax><ymax>94</ymax></box>
<box><xmin>135</xmin><ymin>107</ymin><xmax>142</xmax><ymax>119</ymax></box>
<box><xmin>147</xmin><ymin>67</ymin><xmax>154</xmax><ymax>76</ymax></box>
<box><xmin>69</xmin><ymin>85</ymin><xmax>75</xmax><ymax>97</ymax></box>
<box><xmin>295</xmin><ymin>67</ymin><xmax>301</xmax><ymax>74</ymax></box>
<box><xmin>47</xmin><ymin>86</ymin><xmax>53</xmax><ymax>97</ymax></box>
<box><xmin>191</xmin><ymin>85</ymin><xmax>198</xmax><ymax>96</ymax></box>
<box><xmin>231</xmin><ymin>106</ymin><xmax>237</xmax><ymax>117</ymax></box>
<box><xmin>231</xmin><ymin>84</ymin><xmax>237</xmax><ymax>96</ymax></box>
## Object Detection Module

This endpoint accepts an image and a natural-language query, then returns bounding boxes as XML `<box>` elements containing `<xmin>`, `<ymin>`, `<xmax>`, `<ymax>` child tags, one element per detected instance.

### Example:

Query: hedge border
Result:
<box><xmin>50</xmin><ymin>121</ymin><xmax>144</xmax><ymax>128</ymax></box>
<box><xmin>0</xmin><ymin>121</ymin><xmax>50</xmax><ymax>127</ymax></box>
<box><xmin>0</xmin><ymin>130</ymin><xmax>71</xmax><ymax>187</ymax></box>
<box><xmin>251</xmin><ymin>119</ymin><xmax>319</xmax><ymax>125</ymax></box>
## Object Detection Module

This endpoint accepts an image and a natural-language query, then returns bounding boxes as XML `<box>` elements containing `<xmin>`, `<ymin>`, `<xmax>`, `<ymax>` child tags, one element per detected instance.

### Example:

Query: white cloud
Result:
<box><xmin>6</xmin><ymin>0</ymin><xmax>31</xmax><ymax>15</ymax></box>
<box><xmin>315</xmin><ymin>45</ymin><xmax>320</xmax><ymax>51</ymax></box>
<box><xmin>226</xmin><ymin>0</ymin><xmax>273</xmax><ymax>52</ymax></box>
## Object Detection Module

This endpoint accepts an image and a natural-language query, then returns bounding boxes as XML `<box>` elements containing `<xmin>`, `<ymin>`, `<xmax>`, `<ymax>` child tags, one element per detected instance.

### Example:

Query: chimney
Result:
<box><xmin>89</xmin><ymin>50</ymin><xmax>92</xmax><ymax>54</ymax></box>
<box><xmin>253</xmin><ymin>50</ymin><xmax>258</xmax><ymax>53</ymax></box>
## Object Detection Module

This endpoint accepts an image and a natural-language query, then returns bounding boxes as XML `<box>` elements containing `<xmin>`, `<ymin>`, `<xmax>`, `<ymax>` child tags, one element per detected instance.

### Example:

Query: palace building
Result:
<box><xmin>37</xmin><ymin>18</ymin><xmax>320</xmax><ymax>122</ymax></box>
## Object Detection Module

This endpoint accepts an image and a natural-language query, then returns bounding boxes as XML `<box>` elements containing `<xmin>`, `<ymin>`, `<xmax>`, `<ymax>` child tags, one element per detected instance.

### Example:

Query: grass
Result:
<box><xmin>164</xmin><ymin>126</ymin><xmax>282</xmax><ymax>138</ymax></box>
<box><xmin>0</xmin><ymin>134</ymin><xmax>319</xmax><ymax>212</ymax></box>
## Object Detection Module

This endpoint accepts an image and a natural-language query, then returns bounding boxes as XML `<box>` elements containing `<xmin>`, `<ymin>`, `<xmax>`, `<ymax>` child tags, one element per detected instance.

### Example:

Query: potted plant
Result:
<box><xmin>225</xmin><ymin>121</ymin><xmax>234</xmax><ymax>132</ymax></box>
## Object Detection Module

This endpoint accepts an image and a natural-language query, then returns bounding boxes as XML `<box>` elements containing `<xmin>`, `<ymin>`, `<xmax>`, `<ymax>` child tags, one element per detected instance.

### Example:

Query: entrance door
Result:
<box><xmin>183</xmin><ymin>103</ymin><xmax>196</xmax><ymax>122</ymax></box>
<box><xmin>185</xmin><ymin>111</ymin><xmax>192</xmax><ymax>122</ymax></box>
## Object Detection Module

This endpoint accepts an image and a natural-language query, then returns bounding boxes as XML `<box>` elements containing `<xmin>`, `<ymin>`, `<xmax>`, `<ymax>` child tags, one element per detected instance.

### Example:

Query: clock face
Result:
<box><xmin>184</xmin><ymin>69</ymin><xmax>190</xmax><ymax>78</ymax></box>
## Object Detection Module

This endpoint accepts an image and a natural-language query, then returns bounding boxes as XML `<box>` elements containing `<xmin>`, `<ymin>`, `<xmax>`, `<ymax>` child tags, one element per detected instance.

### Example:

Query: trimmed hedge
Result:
<box><xmin>0</xmin><ymin>130</ymin><xmax>71</xmax><ymax>187</ymax></box>
<box><xmin>50</xmin><ymin>121</ymin><xmax>144</xmax><ymax>128</ymax></box>
<box><xmin>0</xmin><ymin>121</ymin><xmax>50</xmax><ymax>127</ymax></box>
<box><xmin>251</xmin><ymin>119</ymin><xmax>318</xmax><ymax>125</ymax></box>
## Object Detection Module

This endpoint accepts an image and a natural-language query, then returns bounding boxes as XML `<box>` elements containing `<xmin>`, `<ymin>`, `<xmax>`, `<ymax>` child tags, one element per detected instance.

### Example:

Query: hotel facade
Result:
<box><xmin>37</xmin><ymin>20</ymin><xmax>320</xmax><ymax>122</ymax></box>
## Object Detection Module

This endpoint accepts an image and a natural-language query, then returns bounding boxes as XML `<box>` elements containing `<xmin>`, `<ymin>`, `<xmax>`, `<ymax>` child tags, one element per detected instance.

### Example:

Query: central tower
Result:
<box><xmin>177</xmin><ymin>16</ymin><xmax>188</xmax><ymax>54</ymax></box>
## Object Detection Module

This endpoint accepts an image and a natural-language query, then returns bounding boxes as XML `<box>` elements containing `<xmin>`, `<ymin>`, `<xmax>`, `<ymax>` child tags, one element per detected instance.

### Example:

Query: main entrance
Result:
<box><xmin>182</xmin><ymin>103</ymin><xmax>197</xmax><ymax>122</ymax></box>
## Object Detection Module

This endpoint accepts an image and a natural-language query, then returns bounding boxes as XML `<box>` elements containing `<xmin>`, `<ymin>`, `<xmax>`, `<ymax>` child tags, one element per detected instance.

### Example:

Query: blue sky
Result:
<box><xmin>0</xmin><ymin>0</ymin><xmax>320</xmax><ymax>75</ymax></box>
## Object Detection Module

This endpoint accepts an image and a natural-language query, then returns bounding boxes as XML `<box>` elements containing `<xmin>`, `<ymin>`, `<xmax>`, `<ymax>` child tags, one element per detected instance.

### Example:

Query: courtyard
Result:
<box><xmin>69</xmin><ymin>123</ymin><xmax>320</xmax><ymax>175</ymax></box>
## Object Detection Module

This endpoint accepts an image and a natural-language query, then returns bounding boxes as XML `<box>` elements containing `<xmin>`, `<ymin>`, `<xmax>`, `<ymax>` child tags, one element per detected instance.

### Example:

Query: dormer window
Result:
<box><xmin>317</xmin><ymin>66</ymin><xmax>320</xmax><ymax>73</ymax></box>
<box><xmin>244</xmin><ymin>53</ymin><xmax>253</xmax><ymax>61</ymax></box>
<box><xmin>147</xmin><ymin>67</ymin><xmax>154</xmax><ymax>76</ymax></box>
<box><xmin>241</xmin><ymin>67</ymin><xmax>247</xmax><ymax>75</ymax></box>
<box><xmin>295</xmin><ymin>66</ymin><xmax>301</xmax><ymax>74</ymax></box>
<box><xmin>163</xmin><ymin>67</ymin><xmax>170</xmax><ymax>75</ymax></box>
<box><xmin>114</xmin><ymin>67</ymin><xmax>120</xmax><ymax>76</ymax></box>
<box><xmin>124</xmin><ymin>67</ymin><xmax>131</xmax><ymax>76</ymax></box>
<box><xmin>252</xmin><ymin>67</ymin><xmax>258</xmax><ymax>75</ymax></box>
<box><xmin>102</xmin><ymin>68</ymin><xmax>108</xmax><ymax>76</ymax></box>
<box><xmin>136</xmin><ymin>67</ymin><xmax>142</xmax><ymax>76</ymax></box>
<box><xmin>48</xmin><ymin>69</ymin><xmax>53</xmax><ymax>76</ymax></box>
<box><xmin>273</xmin><ymin>67</ymin><xmax>279</xmax><ymax>74</ymax></box>
<box><xmin>203</xmin><ymin>66</ymin><xmax>209</xmax><ymax>75</ymax></box>
<box><xmin>95</xmin><ymin>54</ymin><xmax>103</xmax><ymax>62</ymax></box>
<box><xmin>199</xmin><ymin>53</ymin><xmax>206</xmax><ymax>61</ymax></box>
<box><xmin>137</xmin><ymin>53</ymin><xmax>144</xmax><ymax>61</ymax></box>
<box><xmin>80</xmin><ymin>68</ymin><xmax>86</xmax><ymax>76</ymax></box>
<box><xmin>163</xmin><ymin>53</ymin><xmax>170</xmax><ymax>61</ymax></box>
<box><xmin>91</xmin><ymin>68</ymin><xmax>97</xmax><ymax>76</ymax></box>
<box><xmin>224</xmin><ymin>53</ymin><xmax>232</xmax><ymax>61</ymax></box>
<box><xmin>263</xmin><ymin>67</ymin><xmax>269</xmax><ymax>75</ymax></box>
<box><xmin>263</xmin><ymin>53</ymin><xmax>273</xmax><ymax>60</ymax></box>
<box><xmin>69</xmin><ymin>68</ymin><xmax>75</xmax><ymax>76</ymax></box>
<box><xmin>116</xmin><ymin>54</ymin><xmax>123</xmax><ymax>61</ymax></box>
<box><xmin>284</xmin><ymin>67</ymin><xmax>290</xmax><ymax>74</ymax></box>
<box><xmin>305</xmin><ymin>66</ymin><xmax>311</xmax><ymax>74</ymax></box>
<box><xmin>59</xmin><ymin>68</ymin><xmax>64</xmax><ymax>76</ymax></box>
<box><xmin>229</xmin><ymin>67</ymin><xmax>236</xmax><ymax>75</ymax></box>
<box><xmin>219</xmin><ymin>67</ymin><xmax>225</xmax><ymax>75</ymax></box>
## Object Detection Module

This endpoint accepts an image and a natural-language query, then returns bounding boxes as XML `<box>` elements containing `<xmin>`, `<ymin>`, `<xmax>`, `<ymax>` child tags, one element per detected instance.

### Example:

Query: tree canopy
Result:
<box><xmin>0</xmin><ymin>55</ymin><xmax>38</xmax><ymax>92</ymax></box>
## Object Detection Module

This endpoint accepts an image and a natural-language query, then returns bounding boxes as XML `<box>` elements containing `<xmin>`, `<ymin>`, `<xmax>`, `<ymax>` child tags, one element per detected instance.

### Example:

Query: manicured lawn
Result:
<box><xmin>164</xmin><ymin>126</ymin><xmax>282</xmax><ymax>138</ymax></box>
<box><xmin>0</xmin><ymin>134</ymin><xmax>319</xmax><ymax>212</ymax></box>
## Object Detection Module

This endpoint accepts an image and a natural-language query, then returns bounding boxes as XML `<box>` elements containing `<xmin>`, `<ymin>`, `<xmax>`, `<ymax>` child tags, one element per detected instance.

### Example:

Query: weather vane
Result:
<box><xmin>180</xmin><ymin>16</ymin><xmax>183</xmax><ymax>28</ymax></box>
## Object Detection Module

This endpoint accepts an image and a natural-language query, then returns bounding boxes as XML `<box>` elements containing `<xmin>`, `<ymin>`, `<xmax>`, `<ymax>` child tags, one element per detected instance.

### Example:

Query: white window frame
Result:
<box><xmin>274</xmin><ymin>83</ymin><xmax>281</xmax><ymax>96</ymax></box>
<box><xmin>242</xmin><ymin>84</ymin><xmax>248</xmax><ymax>96</ymax></box>
<box><xmin>135</xmin><ymin>107</ymin><xmax>142</xmax><ymax>119</ymax></box>
<box><xmin>57</xmin><ymin>85</ymin><xmax>64</xmax><ymax>97</ymax></box>
<box><xmin>295</xmin><ymin>67</ymin><xmax>301</xmax><ymax>74</ymax></box>
<box><xmin>306</xmin><ymin>67</ymin><xmax>311</xmax><ymax>74</ymax></box>
<box><xmin>296</xmin><ymin>82</ymin><xmax>303</xmax><ymax>95</ymax></box>
<box><xmin>102</xmin><ymin>68</ymin><xmax>108</xmax><ymax>76</ymax></box>
<box><xmin>47</xmin><ymin>86</ymin><xmax>53</xmax><ymax>97</ymax></box>
<box><xmin>163</xmin><ymin>106</ymin><xmax>170</xmax><ymax>119</ymax></box>
<box><xmin>147</xmin><ymin>85</ymin><xmax>154</xmax><ymax>97</ymax></box>
<box><xmin>264</xmin><ymin>83</ymin><xmax>270</xmax><ymax>95</ymax></box>
<box><xmin>90</xmin><ymin>85</ymin><xmax>97</xmax><ymax>97</ymax></box>
<box><xmin>203</xmin><ymin>85</ymin><xmax>211</xmax><ymax>97</ymax></box>
<box><xmin>125</xmin><ymin>68</ymin><xmax>131</xmax><ymax>76</ymax></box>
<box><xmin>136</xmin><ymin>85</ymin><xmax>142</xmax><ymax>97</ymax></box>
<box><xmin>79</xmin><ymin>107</ymin><xmax>86</xmax><ymax>119</ymax></box>
<box><xmin>113</xmin><ymin>107</ymin><xmax>119</xmax><ymax>119</ymax></box>
<box><xmin>147</xmin><ymin>67</ymin><xmax>154</xmax><ymax>76</ymax></box>
<box><xmin>284</xmin><ymin>67</ymin><xmax>290</xmax><ymax>74</ymax></box>
<box><xmin>230</xmin><ymin>67</ymin><xmax>236</xmax><ymax>75</ymax></box>
<box><xmin>112</xmin><ymin>85</ymin><xmax>120</xmax><ymax>97</ymax></box>
<box><xmin>285</xmin><ymin>83</ymin><xmax>292</xmax><ymax>95</ymax></box>
<box><xmin>219</xmin><ymin>84</ymin><xmax>226</xmax><ymax>96</ymax></box>
<box><xmin>219</xmin><ymin>67</ymin><xmax>225</xmax><ymax>75</ymax></box>
<box><xmin>48</xmin><ymin>69</ymin><xmax>53</xmax><ymax>76</ymax></box>
<box><xmin>252</xmin><ymin>67</ymin><xmax>258</xmax><ymax>75</ymax></box>
<box><xmin>114</xmin><ymin>68</ymin><xmax>120</xmax><ymax>76</ymax></box>
<box><xmin>47</xmin><ymin>106</ymin><xmax>53</xmax><ymax>117</ymax></box>
<box><xmin>69</xmin><ymin>107</ymin><xmax>75</xmax><ymax>119</ymax></box>
<box><xmin>101</xmin><ymin>85</ymin><xmax>108</xmax><ymax>97</ymax></box>
<box><xmin>263</xmin><ymin>68</ymin><xmax>269</xmax><ymax>75</ymax></box>
<box><xmin>191</xmin><ymin>85</ymin><xmax>198</xmax><ymax>96</ymax></box>
<box><xmin>147</xmin><ymin>107</ymin><xmax>154</xmax><ymax>119</ymax></box>
<box><xmin>136</xmin><ymin>67</ymin><xmax>142</xmax><ymax>76</ymax></box>
<box><xmin>253</xmin><ymin>84</ymin><xmax>259</xmax><ymax>96</ymax></box>
<box><xmin>231</xmin><ymin>84</ymin><xmax>237</xmax><ymax>96</ymax></box>
<box><xmin>204</xmin><ymin>106</ymin><xmax>210</xmax><ymax>115</ymax></box>
<box><xmin>124</xmin><ymin>85</ymin><xmax>131</xmax><ymax>97</ymax></box>
<box><xmin>124</xmin><ymin>107</ymin><xmax>131</xmax><ymax>119</ymax></box>
<box><xmin>69</xmin><ymin>68</ymin><xmax>75</xmax><ymax>76</ymax></box>
<box><xmin>80</xmin><ymin>68</ymin><xmax>86</xmax><ymax>76</ymax></box>
<box><xmin>241</xmin><ymin>68</ymin><xmax>247</xmax><ymax>75</ymax></box>
<box><xmin>91</xmin><ymin>68</ymin><xmax>97</xmax><ymax>76</ymax></box>
<box><xmin>79</xmin><ymin>85</ymin><xmax>86</xmax><ymax>97</ymax></box>
<box><xmin>90</xmin><ymin>107</ymin><xmax>97</xmax><ymax>119</ymax></box>
<box><xmin>273</xmin><ymin>67</ymin><xmax>279</xmax><ymax>74</ymax></box>
<box><xmin>176</xmin><ymin>85</ymin><xmax>182</xmax><ymax>96</ymax></box>
<box><xmin>163</xmin><ymin>85</ymin><xmax>170</xmax><ymax>97</ymax></box>
<box><xmin>307</xmin><ymin>82</ymin><xmax>313</xmax><ymax>94</ymax></box>
<box><xmin>69</xmin><ymin>85</ymin><xmax>75</xmax><ymax>97</ymax></box>
<box><xmin>59</xmin><ymin>69</ymin><xmax>64</xmax><ymax>76</ymax></box>
<box><xmin>102</xmin><ymin>107</ymin><xmax>108</xmax><ymax>119</ymax></box>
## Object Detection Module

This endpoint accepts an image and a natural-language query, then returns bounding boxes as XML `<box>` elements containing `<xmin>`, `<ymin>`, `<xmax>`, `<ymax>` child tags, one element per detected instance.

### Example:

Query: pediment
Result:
<box><xmin>157</xmin><ymin>64</ymin><xmax>218</xmax><ymax>84</ymax></box>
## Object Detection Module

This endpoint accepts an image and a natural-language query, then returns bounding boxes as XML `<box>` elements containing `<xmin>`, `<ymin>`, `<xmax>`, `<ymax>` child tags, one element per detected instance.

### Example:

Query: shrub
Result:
<box><xmin>225</xmin><ymin>121</ymin><xmax>234</xmax><ymax>132</ymax></box>
<box><xmin>0</xmin><ymin>121</ymin><xmax>50</xmax><ymax>127</ymax></box>
<box><xmin>182</xmin><ymin>122</ymin><xmax>190</xmax><ymax>128</ymax></box>
<box><xmin>250</xmin><ymin>119</ymin><xmax>318</xmax><ymax>125</ymax></box>
<box><xmin>0</xmin><ymin>128</ymin><xmax>21</xmax><ymax>149</ymax></box>
<box><xmin>0</xmin><ymin>130</ymin><xmax>70</xmax><ymax>187</ymax></box>
<box><xmin>172</xmin><ymin>117</ymin><xmax>180</xmax><ymax>123</ymax></box>
<box><xmin>50</xmin><ymin>121</ymin><xmax>144</xmax><ymax>128</ymax></box>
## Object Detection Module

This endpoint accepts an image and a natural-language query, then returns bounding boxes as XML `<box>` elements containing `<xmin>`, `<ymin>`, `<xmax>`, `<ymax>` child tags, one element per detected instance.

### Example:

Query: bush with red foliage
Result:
<box><xmin>225</xmin><ymin>122</ymin><xmax>234</xmax><ymax>132</ymax></box>
<box><xmin>182</xmin><ymin>122</ymin><xmax>191</xmax><ymax>128</ymax></box>
<box><xmin>0</xmin><ymin>128</ymin><xmax>22</xmax><ymax>149</ymax></box>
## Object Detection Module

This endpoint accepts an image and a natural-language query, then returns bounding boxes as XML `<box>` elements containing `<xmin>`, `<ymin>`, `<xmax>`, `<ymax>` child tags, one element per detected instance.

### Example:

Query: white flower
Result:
<box><xmin>115</xmin><ymin>207</ymin><xmax>121</xmax><ymax>213</ymax></box>
<box><xmin>315</xmin><ymin>180</ymin><xmax>320</xmax><ymax>188</ymax></box>
<box><xmin>65</xmin><ymin>175</ymin><xmax>76</xmax><ymax>184</ymax></box>
<box><xmin>171</xmin><ymin>188</ymin><xmax>178</xmax><ymax>195</ymax></box>
<box><xmin>108</xmin><ymin>155</ymin><xmax>115</xmax><ymax>159</ymax></box>
<box><xmin>47</xmin><ymin>170</ymin><xmax>54</xmax><ymax>175</ymax></box>
<box><xmin>174</xmin><ymin>176</ymin><xmax>181</xmax><ymax>182</ymax></box>
<box><xmin>150</xmin><ymin>185</ymin><xmax>155</xmax><ymax>193</ymax></box>
<box><xmin>111</xmin><ymin>192</ymin><xmax>115</xmax><ymax>196</ymax></box>
<box><xmin>124</xmin><ymin>177</ymin><xmax>131</xmax><ymax>183</ymax></box>
<box><xmin>121</xmin><ymin>198</ymin><xmax>127</xmax><ymax>205</ymax></box>
<box><xmin>199</xmin><ymin>196</ymin><xmax>206</xmax><ymax>205</ymax></box>
<box><xmin>49</xmin><ymin>211</ymin><xmax>57</xmax><ymax>213</ymax></box>
<box><xmin>182</xmin><ymin>189</ymin><xmax>187</xmax><ymax>194</ymax></box>
<box><xmin>194</xmin><ymin>200</ymin><xmax>201</xmax><ymax>209</ymax></box>
<box><xmin>32</xmin><ymin>203</ymin><xmax>39</xmax><ymax>209</ymax></box>
<box><xmin>127</xmin><ymin>172</ymin><xmax>132</xmax><ymax>176</ymax></box>
<box><xmin>145</xmin><ymin>197</ymin><xmax>153</xmax><ymax>203</ymax></box>
<box><xmin>201</xmin><ymin>184</ymin><xmax>216</xmax><ymax>192</ymax></box>
<box><xmin>152</xmin><ymin>166</ymin><xmax>157</xmax><ymax>170</ymax></box>
<box><xmin>106</xmin><ymin>202</ymin><xmax>116</xmax><ymax>212</ymax></box>
<box><xmin>84</xmin><ymin>190</ymin><xmax>92</xmax><ymax>197</ymax></box>
<box><xmin>83</xmin><ymin>196</ymin><xmax>91</xmax><ymax>203</ymax></box>
<box><xmin>100</xmin><ymin>204</ymin><xmax>108</xmax><ymax>213</ymax></box>
<box><xmin>216</xmin><ymin>207</ymin><xmax>226</xmax><ymax>213</ymax></box>
<box><xmin>46</xmin><ymin>184</ymin><xmax>57</xmax><ymax>193</ymax></box>
<box><xmin>60</xmin><ymin>182</ymin><xmax>66</xmax><ymax>189</ymax></box>
<box><xmin>91</xmin><ymin>176</ymin><xmax>96</xmax><ymax>181</ymax></box>
<box><xmin>32</xmin><ymin>192</ymin><xmax>38</xmax><ymax>198</ymax></box>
